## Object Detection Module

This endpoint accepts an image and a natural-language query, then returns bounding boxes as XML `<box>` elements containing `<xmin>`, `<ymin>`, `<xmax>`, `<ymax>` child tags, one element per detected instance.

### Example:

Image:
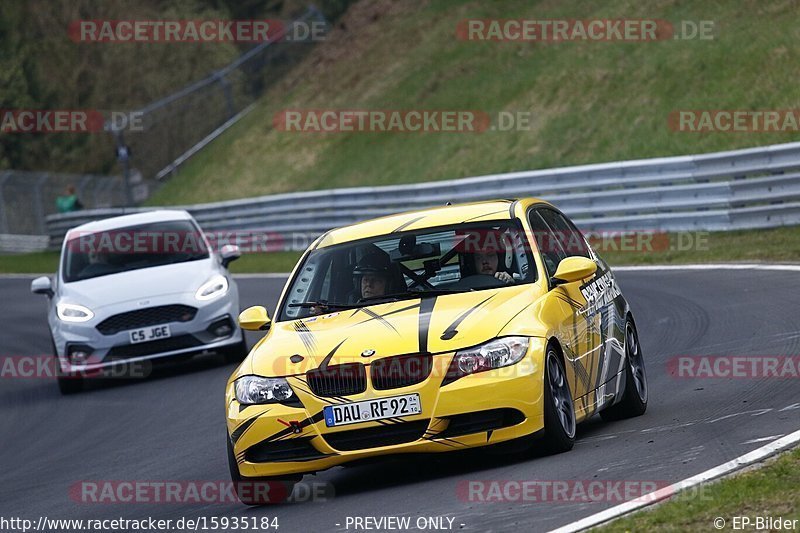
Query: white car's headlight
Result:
<box><xmin>444</xmin><ymin>336</ymin><xmax>529</xmax><ymax>385</ymax></box>
<box><xmin>234</xmin><ymin>375</ymin><xmax>296</xmax><ymax>405</ymax></box>
<box><xmin>195</xmin><ymin>275</ymin><xmax>229</xmax><ymax>301</ymax></box>
<box><xmin>56</xmin><ymin>302</ymin><xmax>94</xmax><ymax>322</ymax></box>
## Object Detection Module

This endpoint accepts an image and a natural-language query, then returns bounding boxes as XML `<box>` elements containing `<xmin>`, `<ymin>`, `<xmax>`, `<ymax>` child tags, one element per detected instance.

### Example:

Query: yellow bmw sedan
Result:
<box><xmin>225</xmin><ymin>198</ymin><xmax>647</xmax><ymax>504</ymax></box>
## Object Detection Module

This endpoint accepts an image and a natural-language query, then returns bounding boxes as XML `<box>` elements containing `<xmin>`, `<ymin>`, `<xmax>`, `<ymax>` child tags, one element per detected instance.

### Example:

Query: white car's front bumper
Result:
<box><xmin>50</xmin><ymin>290</ymin><xmax>242</xmax><ymax>373</ymax></box>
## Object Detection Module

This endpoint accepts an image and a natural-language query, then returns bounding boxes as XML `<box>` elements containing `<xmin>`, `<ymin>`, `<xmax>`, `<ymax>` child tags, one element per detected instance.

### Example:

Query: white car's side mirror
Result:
<box><xmin>31</xmin><ymin>276</ymin><xmax>54</xmax><ymax>297</ymax></box>
<box><xmin>220</xmin><ymin>244</ymin><xmax>241</xmax><ymax>268</ymax></box>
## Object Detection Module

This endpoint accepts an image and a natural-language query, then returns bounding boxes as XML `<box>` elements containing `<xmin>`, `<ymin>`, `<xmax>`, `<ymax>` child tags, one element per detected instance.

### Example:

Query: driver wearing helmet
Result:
<box><xmin>352</xmin><ymin>250</ymin><xmax>394</xmax><ymax>300</ymax></box>
<box><xmin>307</xmin><ymin>250</ymin><xmax>396</xmax><ymax>315</ymax></box>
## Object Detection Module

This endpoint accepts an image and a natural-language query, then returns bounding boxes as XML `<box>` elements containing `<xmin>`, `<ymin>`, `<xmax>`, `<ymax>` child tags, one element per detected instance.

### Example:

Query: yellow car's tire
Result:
<box><xmin>541</xmin><ymin>346</ymin><xmax>576</xmax><ymax>453</ymax></box>
<box><xmin>599</xmin><ymin>319</ymin><xmax>648</xmax><ymax>421</ymax></box>
<box><xmin>226</xmin><ymin>434</ymin><xmax>299</xmax><ymax>505</ymax></box>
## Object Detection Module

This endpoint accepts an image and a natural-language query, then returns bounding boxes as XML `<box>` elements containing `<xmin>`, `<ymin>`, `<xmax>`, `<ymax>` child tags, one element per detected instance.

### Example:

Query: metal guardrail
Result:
<box><xmin>0</xmin><ymin>234</ymin><xmax>51</xmax><ymax>254</ymax></box>
<box><xmin>43</xmin><ymin>141</ymin><xmax>800</xmax><ymax>251</ymax></box>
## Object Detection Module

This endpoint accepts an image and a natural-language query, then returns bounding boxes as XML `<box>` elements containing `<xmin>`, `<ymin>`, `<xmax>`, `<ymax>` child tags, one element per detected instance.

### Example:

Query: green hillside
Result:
<box><xmin>149</xmin><ymin>0</ymin><xmax>800</xmax><ymax>205</ymax></box>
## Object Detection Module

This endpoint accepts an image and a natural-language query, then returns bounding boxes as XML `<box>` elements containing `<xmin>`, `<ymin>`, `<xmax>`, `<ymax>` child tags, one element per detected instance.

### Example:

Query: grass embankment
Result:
<box><xmin>147</xmin><ymin>0</ymin><xmax>800</xmax><ymax>205</ymax></box>
<box><xmin>600</xmin><ymin>448</ymin><xmax>800</xmax><ymax>532</ymax></box>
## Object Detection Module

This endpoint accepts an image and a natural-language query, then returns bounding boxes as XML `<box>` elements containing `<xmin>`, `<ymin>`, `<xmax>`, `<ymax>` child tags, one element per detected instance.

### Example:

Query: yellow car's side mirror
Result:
<box><xmin>551</xmin><ymin>256</ymin><xmax>597</xmax><ymax>287</ymax></box>
<box><xmin>238</xmin><ymin>306</ymin><xmax>272</xmax><ymax>331</ymax></box>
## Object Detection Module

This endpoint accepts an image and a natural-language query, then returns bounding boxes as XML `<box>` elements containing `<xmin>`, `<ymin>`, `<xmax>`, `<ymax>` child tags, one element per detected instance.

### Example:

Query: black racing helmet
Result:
<box><xmin>353</xmin><ymin>250</ymin><xmax>392</xmax><ymax>277</ymax></box>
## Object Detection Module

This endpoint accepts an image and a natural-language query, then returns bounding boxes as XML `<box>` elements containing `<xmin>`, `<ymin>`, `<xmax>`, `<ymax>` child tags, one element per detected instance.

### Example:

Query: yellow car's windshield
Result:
<box><xmin>279</xmin><ymin>220</ymin><xmax>536</xmax><ymax>321</ymax></box>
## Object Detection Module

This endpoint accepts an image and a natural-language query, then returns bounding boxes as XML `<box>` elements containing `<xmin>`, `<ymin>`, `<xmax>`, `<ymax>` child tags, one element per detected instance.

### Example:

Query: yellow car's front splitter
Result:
<box><xmin>226</xmin><ymin>340</ymin><xmax>547</xmax><ymax>479</ymax></box>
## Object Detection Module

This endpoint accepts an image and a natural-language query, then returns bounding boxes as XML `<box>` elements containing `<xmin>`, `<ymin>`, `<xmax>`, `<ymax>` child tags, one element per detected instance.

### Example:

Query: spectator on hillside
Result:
<box><xmin>56</xmin><ymin>185</ymin><xmax>83</xmax><ymax>213</ymax></box>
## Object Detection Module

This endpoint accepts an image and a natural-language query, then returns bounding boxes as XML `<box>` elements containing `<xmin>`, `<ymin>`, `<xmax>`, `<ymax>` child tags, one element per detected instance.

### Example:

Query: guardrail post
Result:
<box><xmin>216</xmin><ymin>73</ymin><xmax>235</xmax><ymax>119</ymax></box>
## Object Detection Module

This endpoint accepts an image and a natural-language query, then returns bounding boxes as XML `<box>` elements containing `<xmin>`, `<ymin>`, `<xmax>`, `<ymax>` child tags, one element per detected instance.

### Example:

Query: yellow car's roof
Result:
<box><xmin>315</xmin><ymin>197</ymin><xmax>549</xmax><ymax>248</ymax></box>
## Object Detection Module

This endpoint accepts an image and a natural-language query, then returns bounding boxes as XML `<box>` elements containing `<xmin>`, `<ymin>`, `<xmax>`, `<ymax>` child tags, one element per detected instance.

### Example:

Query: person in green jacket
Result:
<box><xmin>56</xmin><ymin>185</ymin><xmax>83</xmax><ymax>213</ymax></box>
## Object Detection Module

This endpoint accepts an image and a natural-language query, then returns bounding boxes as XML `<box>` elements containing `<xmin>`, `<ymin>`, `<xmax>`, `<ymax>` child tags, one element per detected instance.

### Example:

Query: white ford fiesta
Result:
<box><xmin>31</xmin><ymin>210</ymin><xmax>247</xmax><ymax>394</ymax></box>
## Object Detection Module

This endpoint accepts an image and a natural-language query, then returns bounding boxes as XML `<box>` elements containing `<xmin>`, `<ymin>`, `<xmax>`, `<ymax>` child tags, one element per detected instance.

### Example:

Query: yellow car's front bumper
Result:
<box><xmin>226</xmin><ymin>338</ymin><xmax>547</xmax><ymax>478</ymax></box>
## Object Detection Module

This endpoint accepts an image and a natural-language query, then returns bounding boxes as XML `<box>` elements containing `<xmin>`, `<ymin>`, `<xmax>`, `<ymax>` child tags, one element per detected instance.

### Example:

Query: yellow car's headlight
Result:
<box><xmin>234</xmin><ymin>375</ymin><xmax>295</xmax><ymax>405</ymax></box>
<box><xmin>443</xmin><ymin>336</ymin><xmax>529</xmax><ymax>385</ymax></box>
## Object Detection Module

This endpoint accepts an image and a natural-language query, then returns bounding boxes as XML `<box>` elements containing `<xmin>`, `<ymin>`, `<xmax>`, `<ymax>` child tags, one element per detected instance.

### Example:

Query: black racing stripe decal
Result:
<box><xmin>236</xmin><ymin>413</ymin><xmax>328</xmax><ymax>462</ymax></box>
<box><xmin>355</xmin><ymin>302</ymin><xmax>421</xmax><ymax>326</ymax></box>
<box><xmin>440</xmin><ymin>294</ymin><xmax>495</xmax><ymax>341</ymax></box>
<box><xmin>420</xmin><ymin>437</ymin><xmax>460</xmax><ymax>449</ymax></box>
<box><xmin>260</xmin><ymin>410</ymin><xmax>327</xmax><ymax>445</ymax></box>
<box><xmin>495</xmin><ymin>301</ymin><xmax>535</xmax><ymax>336</ymax></box>
<box><xmin>574</xmin><ymin>358</ymin><xmax>591</xmax><ymax>389</ymax></box>
<box><xmin>420</xmin><ymin>432</ymin><xmax>467</xmax><ymax>449</ymax></box>
<box><xmin>354</xmin><ymin>307</ymin><xmax>399</xmax><ymax>334</ymax></box>
<box><xmin>418</xmin><ymin>296</ymin><xmax>437</xmax><ymax>353</ymax></box>
<box><xmin>317</xmin><ymin>338</ymin><xmax>348</xmax><ymax>372</ymax></box>
<box><xmin>230</xmin><ymin>413</ymin><xmax>262</xmax><ymax>444</ymax></box>
<box><xmin>292</xmin><ymin>321</ymin><xmax>318</xmax><ymax>355</ymax></box>
<box><xmin>392</xmin><ymin>215</ymin><xmax>426</xmax><ymax>233</ymax></box>
<box><xmin>423</xmin><ymin>427</ymin><xmax>467</xmax><ymax>447</ymax></box>
<box><xmin>556</xmin><ymin>294</ymin><xmax>584</xmax><ymax>311</ymax></box>
<box><xmin>462</xmin><ymin>209</ymin><xmax>508</xmax><ymax>223</ymax></box>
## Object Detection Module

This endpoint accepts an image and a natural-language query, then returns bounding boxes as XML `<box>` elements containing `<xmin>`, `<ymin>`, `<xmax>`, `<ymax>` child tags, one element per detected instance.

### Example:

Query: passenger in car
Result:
<box><xmin>458</xmin><ymin>229</ymin><xmax>515</xmax><ymax>285</ymax></box>
<box><xmin>472</xmin><ymin>250</ymin><xmax>513</xmax><ymax>284</ymax></box>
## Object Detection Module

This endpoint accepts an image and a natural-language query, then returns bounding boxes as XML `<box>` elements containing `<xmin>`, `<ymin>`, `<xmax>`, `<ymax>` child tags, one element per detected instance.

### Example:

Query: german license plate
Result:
<box><xmin>323</xmin><ymin>393</ymin><xmax>421</xmax><ymax>427</ymax></box>
<box><xmin>129</xmin><ymin>324</ymin><xmax>171</xmax><ymax>344</ymax></box>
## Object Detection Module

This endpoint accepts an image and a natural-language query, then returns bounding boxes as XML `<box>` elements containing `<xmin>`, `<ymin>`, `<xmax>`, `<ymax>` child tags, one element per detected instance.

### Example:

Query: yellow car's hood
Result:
<box><xmin>248</xmin><ymin>283</ymin><xmax>546</xmax><ymax>377</ymax></box>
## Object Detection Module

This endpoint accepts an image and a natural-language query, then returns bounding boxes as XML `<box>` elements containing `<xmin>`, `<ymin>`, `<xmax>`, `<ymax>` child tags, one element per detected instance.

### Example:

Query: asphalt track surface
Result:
<box><xmin>2</xmin><ymin>270</ymin><xmax>799</xmax><ymax>532</ymax></box>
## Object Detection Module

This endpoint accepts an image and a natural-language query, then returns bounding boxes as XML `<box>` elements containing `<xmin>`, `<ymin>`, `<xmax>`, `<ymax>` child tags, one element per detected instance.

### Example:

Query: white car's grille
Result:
<box><xmin>96</xmin><ymin>305</ymin><xmax>197</xmax><ymax>335</ymax></box>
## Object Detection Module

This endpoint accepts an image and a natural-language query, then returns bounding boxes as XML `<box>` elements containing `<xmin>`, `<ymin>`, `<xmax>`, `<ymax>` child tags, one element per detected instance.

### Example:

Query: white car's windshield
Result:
<box><xmin>62</xmin><ymin>220</ymin><xmax>210</xmax><ymax>282</ymax></box>
<box><xmin>279</xmin><ymin>221</ymin><xmax>536</xmax><ymax>321</ymax></box>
